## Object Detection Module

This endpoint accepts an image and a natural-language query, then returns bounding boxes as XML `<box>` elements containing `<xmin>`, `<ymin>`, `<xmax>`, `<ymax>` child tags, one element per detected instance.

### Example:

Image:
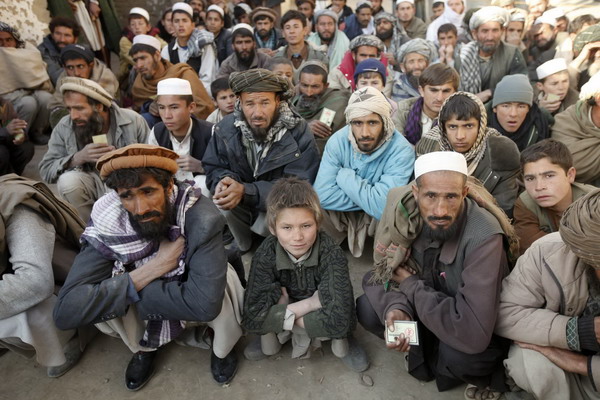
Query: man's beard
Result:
<box><xmin>376</xmin><ymin>28</ymin><xmax>393</xmax><ymax>41</ymax></box>
<box><xmin>73</xmin><ymin>110</ymin><xmax>104</xmax><ymax>149</ymax></box>
<box><xmin>244</xmin><ymin>109</ymin><xmax>280</xmax><ymax>143</ymax></box>
<box><xmin>128</xmin><ymin>196</ymin><xmax>173</xmax><ymax>241</ymax></box>
<box><xmin>257</xmin><ymin>28</ymin><xmax>270</xmax><ymax>39</ymax></box>
<box><xmin>296</xmin><ymin>93</ymin><xmax>322</xmax><ymax>114</ymax></box>
<box><xmin>406</xmin><ymin>72</ymin><xmax>421</xmax><ymax>90</ymax></box>
<box><xmin>422</xmin><ymin>217</ymin><xmax>461</xmax><ymax>242</ymax></box>
<box><xmin>318</xmin><ymin>30</ymin><xmax>334</xmax><ymax>44</ymax></box>
<box><xmin>236</xmin><ymin>49</ymin><xmax>255</xmax><ymax>67</ymax></box>
<box><xmin>477</xmin><ymin>40</ymin><xmax>500</xmax><ymax>54</ymax></box>
<box><xmin>536</xmin><ymin>33</ymin><xmax>556</xmax><ymax>51</ymax></box>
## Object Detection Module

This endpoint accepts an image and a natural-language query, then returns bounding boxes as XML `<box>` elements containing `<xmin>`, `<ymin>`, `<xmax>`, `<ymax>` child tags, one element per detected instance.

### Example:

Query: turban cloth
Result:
<box><xmin>396</xmin><ymin>38</ymin><xmax>438</xmax><ymax>64</ymax></box>
<box><xmin>560</xmin><ymin>189</ymin><xmax>600</xmax><ymax>268</ymax></box>
<box><xmin>229</xmin><ymin>68</ymin><xmax>294</xmax><ymax>100</ymax></box>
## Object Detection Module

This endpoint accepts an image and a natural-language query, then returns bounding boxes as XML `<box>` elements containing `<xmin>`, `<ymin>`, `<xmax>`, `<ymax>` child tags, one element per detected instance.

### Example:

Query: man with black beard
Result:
<box><xmin>54</xmin><ymin>144</ymin><xmax>244</xmax><ymax>391</ymax></box>
<box><xmin>291</xmin><ymin>61</ymin><xmax>349</xmax><ymax>152</ymax></box>
<box><xmin>527</xmin><ymin>15</ymin><xmax>569</xmax><ymax>80</ymax></box>
<box><xmin>357</xmin><ymin>151</ymin><xmax>514</xmax><ymax>399</ymax></box>
<box><xmin>39</xmin><ymin>77</ymin><xmax>148</xmax><ymax>222</ymax></box>
<box><xmin>217</xmin><ymin>25</ymin><xmax>270</xmax><ymax>79</ymax></box>
<box><xmin>307</xmin><ymin>9</ymin><xmax>350</xmax><ymax>70</ymax></box>
<box><xmin>203</xmin><ymin>69</ymin><xmax>320</xmax><ymax>253</ymax></box>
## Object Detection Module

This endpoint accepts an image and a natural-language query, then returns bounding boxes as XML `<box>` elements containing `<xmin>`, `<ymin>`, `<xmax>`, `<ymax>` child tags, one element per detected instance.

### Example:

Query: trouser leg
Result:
<box><xmin>56</xmin><ymin>170</ymin><xmax>105</xmax><ymax>223</ymax></box>
<box><xmin>356</xmin><ymin>294</ymin><xmax>385</xmax><ymax>338</ymax></box>
<box><xmin>221</xmin><ymin>205</ymin><xmax>256</xmax><ymax>252</ymax></box>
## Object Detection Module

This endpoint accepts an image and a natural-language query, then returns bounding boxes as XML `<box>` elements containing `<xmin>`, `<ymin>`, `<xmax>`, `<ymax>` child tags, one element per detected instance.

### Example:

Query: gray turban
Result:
<box><xmin>396</xmin><ymin>38</ymin><xmax>438</xmax><ymax>63</ymax></box>
<box><xmin>349</xmin><ymin>35</ymin><xmax>384</xmax><ymax>52</ymax></box>
<box><xmin>374</xmin><ymin>12</ymin><xmax>396</xmax><ymax>24</ymax></box>
<box><xmin>469</xmin><ymin>6</ymin><xmax>510</xmax><ymax>30</ymax></box>
<box><xmin>229</xmin><ymin>68</ymin><xmax>294</xmax><ymax>100</ymax></box>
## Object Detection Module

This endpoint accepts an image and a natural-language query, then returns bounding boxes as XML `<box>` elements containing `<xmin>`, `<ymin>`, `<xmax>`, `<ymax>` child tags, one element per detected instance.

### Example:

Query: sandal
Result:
<box><xmin>464</xmin><ymin>384</ymin><xmax>502</xmax><ymax>400</ymax></box>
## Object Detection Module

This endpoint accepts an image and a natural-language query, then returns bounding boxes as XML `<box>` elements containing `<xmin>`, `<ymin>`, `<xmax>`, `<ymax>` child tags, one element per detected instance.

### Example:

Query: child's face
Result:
<box><xmin>272</xmin><ymin>64</ymin><xmax>295</xmax><ymax>86</ymax></box>
<box><xmin>356</xmin><ymin>76</ymin><xmax>384</xmax><ymax>92</ymax></box>
<box><xmin>523</xmin><ymin>157</ymin><xmax>575</xmax><ymax>210</ymax></box>
<box><xmin>215</xmin><ymin>89</ymin><xmax>236</xmax><ymax>114</ymax></box>
<box><xmin>536</xmin><ymin>71</ymin><xmax>569</xmax><ymax>100</ymax></box>
<box><xmin>130</xmin><ymin>17</ymin><xmax>151</xmax><ymax>36</ymax></box>
<box><xmin>272</xmin><ymin>207</ymin><xmax>318</xmax><ymax>259</ymax></box>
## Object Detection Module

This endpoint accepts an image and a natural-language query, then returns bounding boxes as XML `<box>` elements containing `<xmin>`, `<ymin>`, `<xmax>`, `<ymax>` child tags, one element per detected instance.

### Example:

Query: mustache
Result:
<box><xmin>133</xmin><ymin>211</ymin><xmax>162</xmax><ymax>221</ymax></box>
<box><xmin>427</xmin><ymin>216</ymin><xmax>452</xmax><ymax>222</ymax></box>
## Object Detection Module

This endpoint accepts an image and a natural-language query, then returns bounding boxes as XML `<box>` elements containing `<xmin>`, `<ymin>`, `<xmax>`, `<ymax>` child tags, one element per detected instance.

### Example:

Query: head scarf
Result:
<box><xmin>374</xmin><ymin>12</ymin><xmax>396</xmax><ymax>24</ymax></box>
<box><xmin>0</xmin><ymin>22</ymin><xmax>25</xmax><ymax>48</ymax></box>
<box><xmin>421</xmin><ymin>91</ymin><xmax>497</xmax><ymax>175</ymax></box>
<box><xmin>579</xmin><ymin>71</ymin><xmax>600</xmax><ymax>101</ymax></box>
<box><xmin>560</xmin><ymin>189</ymin><xmax>600</xmax><ymax>268</ymax></box>
<box><xmin>573</xmin><ymin>24</ymin><xmax>600</xmax><ymax>55</ymax></box>
<box><xmin>469</xmin><ymin>6</ymin><xmax>510</xmax><ymax>30</ymax></box>
<box><xmin>349</xmin><ymin>35</ymin><xmax>384</xmax><ymax>52</ymax></box>
<box><xmin>345</xmin><ymin>86</ymin><xmax>394</xmax><ymax>154</ymax></box>
<box><xmin>396</xmin><ymin>38</ymin><xmax>438</xmax><ymax>64</ymax></box>
<box><xmin>229</xmin><ymin>68</ymin><xmax>294</xmax><ymax>100</ymax></box>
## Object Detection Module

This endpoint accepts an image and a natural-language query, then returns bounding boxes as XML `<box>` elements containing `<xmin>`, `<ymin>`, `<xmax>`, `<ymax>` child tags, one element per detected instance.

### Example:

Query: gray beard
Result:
<box><xmin>477</xmin><ymin>40</ymin><xmax>499</xmax><ymax>54</ymax></box>
<box><xmin>296</xmin><ymin>94</ymin><xmax>321</xmax><ymax>114</ymax></box>
<box><xmin>73</xmin><ymin>110</ymin><xmax>104</xmax><ymax>150</ymax></box>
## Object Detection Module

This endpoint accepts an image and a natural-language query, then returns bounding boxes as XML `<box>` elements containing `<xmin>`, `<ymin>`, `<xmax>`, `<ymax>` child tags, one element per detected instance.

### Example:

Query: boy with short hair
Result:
<box><xmin>242</xmin><ymin>177</ymin><xmax>368</xmax><ymax>372</ymax></box>
<box><xmin>266</xmin><ymin>57</ymin><xmax>295</xmax><ymax>87</ymax></box>
<box><xmin>534</xmin><ymin>58</ymin><xmax>579</xmax><ymax>115</ymax></box>
<box><xmin>207</xmin><ymin>77</ymin><xmax>236</xmax><ymax>124</ymax></box>
<box><xmin>354</xmin><ymin>58</ymin><xmax>397</xmax><ymax>115</ymax></box>
<box><xmin>513</xmin><ymin>139</ymin><xmax>596</xmax><ymax>255</ymax></box>
<box><xmin>119</xmin><ymin>8</ymin><xmax>167</xmax><ymax>81</ymax></box>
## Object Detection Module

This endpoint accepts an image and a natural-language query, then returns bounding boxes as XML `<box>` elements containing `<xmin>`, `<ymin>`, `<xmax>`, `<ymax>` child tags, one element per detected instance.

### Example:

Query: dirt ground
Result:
<box><xmin>1</xmin><ymin>145</ymin><xmax>467</xmax><ymax>400</ymax></box>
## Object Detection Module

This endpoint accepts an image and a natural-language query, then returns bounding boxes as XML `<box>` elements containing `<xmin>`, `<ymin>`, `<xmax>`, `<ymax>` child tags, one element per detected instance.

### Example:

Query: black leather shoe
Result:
<box><xmin>211</xmin><ymin>350</ymin><xmax>238</xmax><ymax>384</ymax></box>
<box><xmin>125</xmin><ymin>351</ymin><xmax>157</xmax><ymax>391</ymax></box>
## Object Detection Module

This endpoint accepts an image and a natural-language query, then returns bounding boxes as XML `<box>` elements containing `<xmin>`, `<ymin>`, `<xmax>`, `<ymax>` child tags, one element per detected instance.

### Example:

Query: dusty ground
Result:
<box><xmin>1</xmin><ymin>145</ymin><xmax>465</xmax><ymax>400</ymax></box>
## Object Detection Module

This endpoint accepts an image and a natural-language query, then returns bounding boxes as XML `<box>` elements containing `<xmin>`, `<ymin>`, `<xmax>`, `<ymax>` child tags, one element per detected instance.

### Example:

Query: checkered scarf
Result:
<box><xmin>187</xmin><ymin>29</ymin><xmax>215</xmax><ymax>58</ymax></box>
<box><xmin>0</xmin><ymin>22</ymin><xmax>25</xmax><ymax>48</ymax></box>
<box><xmin>81</xmin><ymin>181</ymin><xmax>202</xmax><ymax>348</ymax></box>
<box><xmin>458</xmin><ymin>41</ymin><xmax>482</xmax><ymax>94</ymax></box>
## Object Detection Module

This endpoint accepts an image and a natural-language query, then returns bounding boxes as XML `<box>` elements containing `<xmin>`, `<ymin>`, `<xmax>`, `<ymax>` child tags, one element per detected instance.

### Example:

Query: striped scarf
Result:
<box><xmin>458</xmin><ymin>41</ymin><xmax>482</xmax><ymax>94</ymax></box>
<box><xmin>81</xmin><ymin>181</ymin><xmax>202</xmax><ymax>348</ymax></box>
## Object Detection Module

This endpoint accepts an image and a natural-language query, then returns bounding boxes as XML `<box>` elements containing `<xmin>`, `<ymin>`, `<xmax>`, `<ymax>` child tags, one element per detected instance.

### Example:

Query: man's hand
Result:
<box><xmin>177</xmin><ymin>155</ymin><xmax>203</xmax><ymax>173</ymax></box>
<box><xmin>390</xmin><ymin>265</ymin><xmax>415</xmax><ymax>284</ymax></box>
<box><xmin>476</xmin><ymin>89</ymin><xmax>493</xmax><ymax>103</ymax></box>
<box><xmin>385</xmin><ymin>309</ymin><xmax>412</xmax><ymax>352</ymax></box>
<box><xmin>212</xmin><ymin>176</ymin><xmax>244</xmax><ymax>210</ymax></box>
<box><xmin>309</xmin><ymin>120</ymin><xmax>332</xmax><ymax>138</ymax></box>
<box><xmin>6</xmin><ymin>119</ymin><xmax>27</xmax><ymax>137</ymax></box>
<box><xmin>130</xmin><ymin>237</ymin><xmax>185</xmax><ymax>291</ymax></box>
<box><xmin>89</xmin><ymin>1</ymin><xmax>101</xmax><ymax>19</ymax></box>
<box><xmin>71</xmin><ymin>143</ymin><xmax>116</xmax><ymax>167</ymax></box>
<box><xmin>383</xmin><ymin>52</ymin><xmax>397</xmax><ymax>66</ymax></box>
<box><xmin>277</xmin><ymin>287</ymin><xmax>289</xmax><ymax>305</ymax></box>
<box><xmin>538</xmin><ymin>95</ymin><xmax>562</xmax><ymax>113</ymax></box>
<box><xmin>516</xmin><ymin>341</ymin><xmax>588</xmax><ymax>375</ymax></box>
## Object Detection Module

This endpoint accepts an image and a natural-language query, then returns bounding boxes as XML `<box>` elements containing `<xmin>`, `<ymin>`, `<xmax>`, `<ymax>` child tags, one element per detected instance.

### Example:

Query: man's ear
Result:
<box><xmin>400</xmin><ymin>63</ymin><xmax>406</xmax><ymax>74</ymax></box>
<box><xmin>535</xmin><ymin>82</ymin><xmax>544</xmax><ymax>91</ymax></box>
<box><xmin>188</xmin><ymin>101</ymin><xmax>197</xmax><ymax>114</ymax></box>
<box><xmin>462</xmin><ymin>184</ymin><xmax>469</xmax><ymax>198</ymax></box>
<box><xmin>566</xmin><ymin>166</ymin><xmax>576</xmax><ymax>183</ymax></box>
<box><xmin>418</xmin><ymin>86</ymin><xmax>425</xmax><ymax>97</ymax></box>
<box><xmin>411</xmin><ymin>183</ymin><xmax>419</xmax><ymax>200</ymax></box>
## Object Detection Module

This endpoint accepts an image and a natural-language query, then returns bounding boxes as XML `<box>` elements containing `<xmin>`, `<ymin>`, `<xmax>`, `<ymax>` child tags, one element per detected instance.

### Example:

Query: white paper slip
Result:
<box><xmin>386</xmin><ymin>320</ymin><xmax>419</xmax><ymax>346</ymax></box>
<box><xmin>319</xmin><ymin>108</ymin><xmax>336</xmax><ymax>127</ymax></box>
<box><xmin>92</xmin><ymin>134</ymin><xmax>108</xmax><ymax>144</ymax></box>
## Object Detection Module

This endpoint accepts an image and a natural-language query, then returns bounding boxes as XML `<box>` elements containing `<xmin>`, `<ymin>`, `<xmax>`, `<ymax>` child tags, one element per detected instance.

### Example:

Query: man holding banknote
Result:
<box><xmin>39</xmin><ymin>77</ymin><xmax>148</xmax><ymax>222</ymax></box>
<box><xmin>356</xmin><ymin>151</ymin><xmax>515</xmax><ymax>400</ymax></box>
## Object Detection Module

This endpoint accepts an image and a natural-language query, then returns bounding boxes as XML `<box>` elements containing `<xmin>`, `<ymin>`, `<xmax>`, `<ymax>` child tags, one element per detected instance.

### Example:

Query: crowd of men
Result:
<box><xmin>1</xmin><ymin>0</ymin><xmax>600</xmax><ymax>398</ymax></box>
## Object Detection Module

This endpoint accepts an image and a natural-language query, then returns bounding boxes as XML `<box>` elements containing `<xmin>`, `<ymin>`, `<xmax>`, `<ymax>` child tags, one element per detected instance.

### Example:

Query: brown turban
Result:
<box><xmin>229</xmin><ymin>68</ymin><xmax>294</xmax><ymax>100</ymax></box>
<box><xmin>560</xmin><ymin>188</ymin><xmax>600</xmax><ymax>267</ymax></box>
<box><xmin>96</xmin><ymin>144</ymin><xmax>179</xmax><ymax>179</ymax></box>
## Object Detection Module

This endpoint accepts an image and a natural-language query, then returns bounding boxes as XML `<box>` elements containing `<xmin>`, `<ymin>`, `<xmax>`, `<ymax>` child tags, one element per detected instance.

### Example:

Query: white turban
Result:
<box><xmin>415</xmin><ymin>152</ymin><xmax>468</xmax><ymax>179</ymax></box>
<box><xmin>580</xmin><ymin>72</ymin><xmax>600</xmax><ymax>101</ymax></box>
<box><xmin>469</xmin><ymin>6</ymin><xmax>510</xmax><ymax>30</ymax></box>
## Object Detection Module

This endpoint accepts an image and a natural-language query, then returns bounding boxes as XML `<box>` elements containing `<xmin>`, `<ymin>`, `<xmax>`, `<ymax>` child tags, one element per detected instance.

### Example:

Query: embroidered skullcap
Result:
<box><xmin>60</xmin><ymin>77</ymin><xmax>113</xmax><ymax>107</ymax></box>
<box><xmin>129</xmin><ymin>7</ymin><xmax>150</xmax><ymax>22</ymax></box>
<box><xmin>251</xmin><ymin>7</ymin><xmax>278</xmax><ymax>22</ymax></box>
<box><xmin>229</xmin><ymin>68</ymin><xmax>294</xmax><ymax>100</ymax></box>
<box><xmin>232</xmin><ymin>23</ymin><xmax>254</xmax><ymax>34</ymax></box>
<box><xmin>374</xmin><ymin>12</ymin><xmax>396</xmax><ymax>24</ymax></box>
<box><xmin>469</xmin><ymin>6</ymin><xmax>510</xmax><ymax>30</ymax></box>
<box><xmin>573</xmin><ymin>24</ymin><xmax>600</xmax><ymax>55</ymax></box>
<box><xmin>579</xmin><ymin>72</ymin><xmax>600</xmax><ymax>100</ymax></box>
<box><xmin>560</xmin><ymin>189</ymin><xmax>600</xmax><ymax>267</ymax></box>
<box><xmin>172</xmin><ymin>2</ymin><xmax>194</xmax><ymax>18</ymax></box>
<box><xmin>345</xmin><ymin>86</ymin><xmax>394</xmax><ymax>143</ymax></box>
<box><xmin>97</xmin><ymin>144</ymin><xmax>179</xmax><ymax>179</ymax></box>
<box><xmin>207</xmin><ymin>5</ymin><xmax>225</xmax><ymax>18</ymax></box>
<box><xmin>536</xmin><ymin>58</ymin><xmax>567</xmax><ymax>80</ymax></box>
<box><xmin>157</xmin><ymin>78</ymin><xmax>193</xmax><ymax>96</ymax></box>
<box><xmin>60</xmin><ymin>44</ymin><xmax>94</xmax><ymax>63</ymax></box>
<box><xmin>349</xmin><ymin>35</ymin><xmax>384</xmax><ymax>52</ymax></box>
<box><xmin>133</xmin><ymin>34</ymin><xmax>162</xmax><ymax>52</ymax></box>
<box><xmin>315</xmin><ymin>9</ymin><xmax>338</xmax><ymax>24</ymax></box>
<box><xmin>396</xmin><ymin>38</ymin><xmax>438</xmax><ymax>64</ymax></box>
<box><xmin>356</xmin><ymin>0</ymin><xmax>373</xmax><ymax>11</ymax></box>
<box><xmin>299</xmin><ymin>60</ymin><xmax>329</xmax><ymax>75</ymax></box>
<box><xmin>414</xmin><ymin>151</ymin><xmax>468</xmax><ymax>179</ymax></box>
<box><xmin>0</xmin><ymin>22</ymin><xmax>24</xmax><ymax>48</ymax></box>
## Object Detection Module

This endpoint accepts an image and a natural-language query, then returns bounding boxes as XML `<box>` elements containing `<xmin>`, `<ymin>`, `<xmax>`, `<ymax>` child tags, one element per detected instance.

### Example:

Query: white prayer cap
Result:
<box><xmin>469</xmin><ymin>6</ymin><xmax>510</xmax><ymax>30</ymax></box>
<box><xmin>579</xmin><ymin>72</ymin><xmax>600</xmax><ymax>101</ymax></box>
<box><xmin>132</xmin><ymin>34</ymin><xmax>162</xmax><ymax>52</ymax></box>
<box><xmin>157</xmin><ymin>78</ymin><xmax>193</xmax><ymax>96</ymax></box>
<box><xmin>232</xmin><ymin>23</ymin><xmax>254</xmax><ymax>33</ymax></box>
<box><xmin>129</xmin><ymin>7</ymin><xmax>150</xmax><ymax>22</ymax></box>
<box><xmin>356</xmin><ymin>0</ymin><xmax>373</xmax><ymax>9</ymax></box>
<box><xmin>207</xmin><ymin>4</ymin><xmax>225</xmax><ymax>18</ymax></box>
<box><xmin>172</xmin><ymin>2</ymin><xmax>194</xmax><ymax>17</ymax></box>
<box><xmin>236</xmin><ymin>3</ymin><xmax>253</xmax><ymax>14</ymax></box>
<box><xmin>509</xmin><ymin>9</ymin><xmax>527</xmax><ymax>23</ymax></box>
<box><xmin>536</xmin><ymin>58</ymin><xmax>567</xmax><ymax>80</ymax></box>
<box><xmin>414</xmin><ymin>152</ymin><xmax>468</xmax><ymax>179</ymax></box>
<box><xmin>534</xmin><ymin>13</ymin><xmax>556</xmax><ymax>27</ymax></box>
<box><xmin>396</xmin><ymin>0</ymin><xmax>415</xmax><ymax>6</ymax></box>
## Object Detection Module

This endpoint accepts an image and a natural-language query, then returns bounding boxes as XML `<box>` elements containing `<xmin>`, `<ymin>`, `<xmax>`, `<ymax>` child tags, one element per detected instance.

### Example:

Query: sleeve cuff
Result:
<box><xmin>126</xmin><ymin>275</ymin><xmax>141</xmax><ymax>304</ymax></box>
<box><xmin>283</xmin><ymin>309</ymin><xmax>295</xmax><ymax>331</ymax></box>
<box><xmin>577</xmin><ymin>316</ymin><xmax>599</xmax><ymax>352</ymax></box>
